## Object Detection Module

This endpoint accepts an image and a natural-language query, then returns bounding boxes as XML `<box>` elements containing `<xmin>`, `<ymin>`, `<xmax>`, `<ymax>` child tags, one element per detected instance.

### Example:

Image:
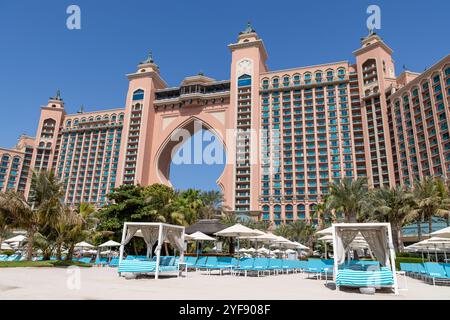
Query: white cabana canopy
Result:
<box><xmin>1</xmin><ymin>243</ymin><xmax>12</xmax><ymax>250</ymax></box>
<box><xmin>98</xmin><ymin>240</ymin><xmax>121</xmax><ymax>247</ymax></box>
<box><xmin>4</xmin><ymin>235</ymin><xmax>26</xmax><ymax>243</ymax></box>
<box><xmin>331</xmin><ymin>222</ymin><xmax>399</xmax><ymax>295</ymax></box>
<box><xmin>188</xmin><ymin>231</ymin><xmax>216</xmax><ymax>241</ymax></box>
<box><xmin>119</xmin><ymin>222</ymin><xmax>185</xmax><ymax>279</ymax></box>
<box><xmin>430</xmin><ymin>226</ymin><xmax>450</xmax><ymax>238</ymax></box>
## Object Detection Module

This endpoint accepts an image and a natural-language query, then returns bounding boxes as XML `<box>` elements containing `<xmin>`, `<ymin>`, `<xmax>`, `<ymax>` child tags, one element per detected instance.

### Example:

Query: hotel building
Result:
<box><xmin>0</xmin><ymin>24</ymin><xmax>449</xmax><ymax>226</ymax></box>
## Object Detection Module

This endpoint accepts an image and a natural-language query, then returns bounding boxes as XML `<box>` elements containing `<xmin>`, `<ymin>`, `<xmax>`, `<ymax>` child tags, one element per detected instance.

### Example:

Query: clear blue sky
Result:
<box><xmin>0</xmin><ymin>0</ymin><xmax>449</xmax><ymax>191</ymax></box>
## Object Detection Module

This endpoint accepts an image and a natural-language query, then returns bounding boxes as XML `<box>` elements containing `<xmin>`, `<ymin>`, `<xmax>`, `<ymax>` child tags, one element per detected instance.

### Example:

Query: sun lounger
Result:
<box><xmin>78</xmin><ymin>257</ymin><xmax>92</xmax><ymax>264</ymax></box>
<box><xmin>335</xmin><ymin>267</ymin><xmax>394</xmax><ymax>288</ymax></box>
<box><xmin>423</xmin><ymin>262</ymin><xmax>450</xmax><ymax>285</ymax></box>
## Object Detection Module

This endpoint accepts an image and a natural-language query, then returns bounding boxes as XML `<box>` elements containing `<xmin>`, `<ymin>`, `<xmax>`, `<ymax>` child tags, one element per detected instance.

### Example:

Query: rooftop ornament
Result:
<box><xmin>140</xmin><ymin>50</ymin><xmax>154</xmax><ymax>64</ymax></box>
<box><xmin>239</xmin><ymin>21</ymin><xmax>256</xmax><ymax>35</ymax></box>
<box><xmin>51</xmin><ymin>89</ymin><xmax>62</xmax><ymax>101</ymax></box>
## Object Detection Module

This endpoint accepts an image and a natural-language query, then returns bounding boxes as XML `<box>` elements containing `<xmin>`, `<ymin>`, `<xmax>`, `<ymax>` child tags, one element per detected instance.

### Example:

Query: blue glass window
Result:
<box><xmin>132</xmin><ymin>89</ymin><xmax>144</xmax><ymax>101</ymax></box>
<box><xmin>238</xmin><ymin>74</ymin><xmax>251</xmax><ymax>87</ymax></box>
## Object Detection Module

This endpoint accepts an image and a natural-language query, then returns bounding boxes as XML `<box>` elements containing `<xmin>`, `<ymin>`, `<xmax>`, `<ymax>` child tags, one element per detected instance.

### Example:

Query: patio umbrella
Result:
<box><xmin>315</xmin><ymin>226</ymin><xmax>333</xmax><ymax>236</ymax></box>
<box><xmin>188</xmin><ymin>231</ymin><xmax>216</xmax><ymax>256</ymax></box>
<box><xmin>98</xmin><ymin>240</ymin><xmax>121</xmax><ymax>262</ymax></box>
<box><xmin>256</xmin><ymin>247</ymin><xmax>270</xmax><ymax>255</ymax></box>
<box><xmin>430</xmin><ymin>226</ymin><xmax>450</xmax><ymax>238</ymax></box>
<box><xmin>98</xmin><ymin>240</ymin><xmax>121</xmax><ymax>248</ymax></box>
<box><xmin>189</xmin><ymin>231</ymin><xmax>216</xmax><ymax>241</ymax></box>
<box><xmin>75</xmin><ymin>241</ymin><xmax>94</xmax><ymax>256</ymax></box>
<box><xmin>214</xmin><ymin>224</ymin><xmax>262</xmax><ymax>254</ymax></box>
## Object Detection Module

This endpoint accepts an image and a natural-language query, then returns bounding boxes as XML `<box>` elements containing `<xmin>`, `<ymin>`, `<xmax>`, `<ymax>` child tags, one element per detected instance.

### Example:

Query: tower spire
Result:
<box><xmin>239</xmin><ymin>21</ymin><xmax>256</xmax><ymax>35</ymax></box>
<box><xmin>50</xmin><ymin>89</ymin><xmax>62</xmax><ymax>101</ymax></box>
<box><xmin>140</xmin><ymin>50</ymin><xmax>154</xmax><ymax>64</ymax></box>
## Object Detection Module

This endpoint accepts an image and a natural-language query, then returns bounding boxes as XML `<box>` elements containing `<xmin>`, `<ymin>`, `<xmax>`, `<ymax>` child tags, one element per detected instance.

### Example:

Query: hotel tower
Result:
<box><xmin>0</xmin><ymin>24</ymin><xmax>449</xmax><ymax>227</ymax></box>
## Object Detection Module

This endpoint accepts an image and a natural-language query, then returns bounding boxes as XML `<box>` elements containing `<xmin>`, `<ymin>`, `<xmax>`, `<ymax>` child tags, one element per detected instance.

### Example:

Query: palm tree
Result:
<box><xmin>0</xmin><ymin>203</ymin><xmax>14</xmax><ymax>246</ymax></box>
<box><xmin>367</xmin><ymin>186</ymin><xmax>415</xmax><ymax>252</ymax></box>
<box><xmin>273</xmin><ymin>224</ymin><xmax>290</xmax><ymax>238</ymax></box>
<box><xmin>327</xmin><ymin>178</ymin><xmax>369</xmax><ymax>223</ymax></box>
<box><xmin>0</xmin><ymin>191</ymin><xmax>39</xmax><ymax>260</ymax></box>
<box><xmin>412</xmin><ymin>177</ymin><xmax>450</xmax><ymax>240</ymax></box>
<box><xmin>435</xmin><ymin>178</ymin><xmax>450</xmax><ymax>227</ymax></box>
<box><xmin>287</xmin><ymin>220</ymin><xmax>315</xmax><ymax>252</ymax></box>
<box><xmin>200</xmin><ymin>190</ymin><xmax>229</xmax><ymax>219</ymax></box>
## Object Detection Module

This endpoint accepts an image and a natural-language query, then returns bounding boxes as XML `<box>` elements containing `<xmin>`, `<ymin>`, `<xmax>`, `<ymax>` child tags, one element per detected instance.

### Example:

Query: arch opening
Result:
<box><xmin>156</xmin><ymin>118</ymin><xmax>227</xmax><ymax>192</ymax></box>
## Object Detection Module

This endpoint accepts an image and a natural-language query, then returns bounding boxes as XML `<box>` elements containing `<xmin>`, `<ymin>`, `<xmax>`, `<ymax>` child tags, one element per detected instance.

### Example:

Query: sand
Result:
<box><xmin>0</xmin><ymin>267</ymin><xmax>449</xmax><ymax>300</ymax></box>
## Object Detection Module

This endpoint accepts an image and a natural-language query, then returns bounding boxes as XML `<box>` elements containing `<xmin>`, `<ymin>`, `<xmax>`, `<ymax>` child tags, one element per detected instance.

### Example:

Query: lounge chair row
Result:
<box><xmin>0</xmin><ymin>254</ymin><xmax>23</xmax><ymax>262</ymax></box>
<box><xmin>400</xmin><ymin>262</ymin><xmax>450</xmax><ymax>286</ymax></box>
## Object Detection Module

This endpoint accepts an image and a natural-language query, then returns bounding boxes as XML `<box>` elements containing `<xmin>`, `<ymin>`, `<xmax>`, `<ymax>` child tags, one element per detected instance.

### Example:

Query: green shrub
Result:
<box><xmin>0</xmin><ymin>261</ymin><xmax>53</xmax><ymax>268</ymax></box>
<box><xmin>51</xmin><ymin>260</ymin><xmax>92</xmax><ymax>268</ymax></box>
<box><xmin>0</xmin><ymin>250</ymin><xmax>15</xmax><ymax>256</ymax></box>
<box><xmin>395</xmin><ymin>257</ymin><xmax>424</xmax><ymax>270</ymax></box>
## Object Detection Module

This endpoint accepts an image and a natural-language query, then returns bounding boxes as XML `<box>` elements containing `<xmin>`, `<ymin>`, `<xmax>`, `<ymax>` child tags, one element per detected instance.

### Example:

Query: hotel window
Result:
<box><xmin>283</xmin><ymin>76</ymin><xmax>290</xmax><ymax>87</ymax></box>
<box><xmin>326</xmin><ymin>70</ymin><xmax>334</xmax><ymax>81</ymax></box>
<box><xmin>132</xmin><ymin>89</ymin><xmax>144</xmax><ymax>101</ymax></box>
<box><xmin>315</xmin><ymin>72</ymin><xmax>322</xmax><ymax>83</ymax></box>
<box><xmin>262</xmin><ymin>78</ymin><xmax>269</xmax><ymax>89</ymax></box>
<box><xmin>271</xmin><ymin>77</ymin><xmax>279</xmax><ymax>88</ymax></box>
<box><xmin>304</xmin><ymin>73</ymin><xmax>312</xmax><ymax>84</ymax></box>
<box><xmin>293</xmin><ymin>74</ymin><xmax>300</xmax><ymax>85</ymax></box>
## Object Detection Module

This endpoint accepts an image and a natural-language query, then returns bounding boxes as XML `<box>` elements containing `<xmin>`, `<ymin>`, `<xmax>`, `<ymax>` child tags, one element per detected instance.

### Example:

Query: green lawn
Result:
<box><xmin>0</xmin><ymin>260</ymin><xmax>92</xmax><ymax>268</ymax></box>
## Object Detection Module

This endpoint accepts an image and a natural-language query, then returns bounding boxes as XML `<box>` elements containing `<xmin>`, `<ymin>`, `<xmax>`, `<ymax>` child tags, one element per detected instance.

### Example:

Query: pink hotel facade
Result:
<box><xmin>1</xmin><ymin>25</ymin><xmax>449</xmax><ymax>226</ymax></box>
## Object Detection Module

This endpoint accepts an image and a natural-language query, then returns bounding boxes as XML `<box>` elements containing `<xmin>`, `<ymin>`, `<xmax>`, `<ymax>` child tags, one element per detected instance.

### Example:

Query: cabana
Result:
<box><xmin>331</xmin><ymin>223</ymin><xmax>399</xmax><ymax>294</ymax></box>
<box><xmin>118</xmin><ymin>222</ymin><xmax>185</xmax><ymax>279</ymax></box>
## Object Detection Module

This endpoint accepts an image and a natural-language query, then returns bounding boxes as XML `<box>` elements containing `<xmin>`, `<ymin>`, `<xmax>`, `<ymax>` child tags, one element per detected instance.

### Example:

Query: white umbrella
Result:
<box><xmin>291</xmin><ymin>241</ymin><xmax>309</xmax><ymax>250</ymax></box>
<box><xmin>430</xmin><ymin>226</ymin><xmax>450</xmax><ymax>238</ymax></box>
<box><xmin>98</xmin><ymin>240</ymin><xmax>121</xmax><ymax>247</ymax></box>
<box><xmin>247</xmin><ymin>248</ymin><xmax>256</xmax><ymax>253</ymax></box>
<box><xmin>257</xmin><ymin>247</ymin><xmax>270</xmax><ymax>254</ymax></box>
<box><xmin>285</xmin><ymin>249</ymin><xmax>296</xmax><ymax>254</ymax></box>
<box><xmin>238</xmin><ymin>248</ymin><xmax>248</xmax><ymax>253</ymax></box>
<box><xmin>4</xmin><ymin>235</ymin><xmax>26</xmax><ymax>243</ymax></box>
<box><xmin>189</xmin><ymin>231</ymin><xmax>216</xmax><ymax>241</ymax></box>
<box><xmin>315</xmin><ymin>226</ymin><xmax>333</xmax><ymax>235</ymax></box>
<box><xmin>75</xmin><ymin>241</ymin><xmax>94</xmax><ymax>248</ymax></box>
<box><xmin>408</xmin><ymin>237</ymin><xmax>450</xmax><ymax>261</ymax></box>
<box><xmin>214</xmin><ymin>224</ymin><xmax>262</xmax><ymax>253</ymax></box>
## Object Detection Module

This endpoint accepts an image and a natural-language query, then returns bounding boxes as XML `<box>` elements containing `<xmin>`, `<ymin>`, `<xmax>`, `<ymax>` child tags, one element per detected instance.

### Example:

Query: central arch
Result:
<box><xmin>153</xmin><ymin>115</ymin><xmax>229</xmax><ymax>195</ymax></box>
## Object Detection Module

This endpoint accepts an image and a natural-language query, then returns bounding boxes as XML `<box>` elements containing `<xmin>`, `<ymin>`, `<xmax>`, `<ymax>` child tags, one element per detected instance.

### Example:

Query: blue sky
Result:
<box><xmin>0</xmin><ymin>0</ymin><xmax>449</xmax><ymax>191</ymax></box>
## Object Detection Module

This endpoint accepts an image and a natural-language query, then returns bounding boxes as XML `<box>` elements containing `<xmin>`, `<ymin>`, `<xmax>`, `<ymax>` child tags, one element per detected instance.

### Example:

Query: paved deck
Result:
<box><xmin>0</xmin><ymin>267</ymin><xmax>449</xmax><ymax>300</ymax></box>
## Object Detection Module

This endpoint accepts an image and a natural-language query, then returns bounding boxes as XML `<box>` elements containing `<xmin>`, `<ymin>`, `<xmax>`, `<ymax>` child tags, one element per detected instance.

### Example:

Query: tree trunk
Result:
<box><xmin>26</xmin><ymin>229</ymin><xmax>34</xmax><ymax>261</ymax></box>
<box><xmin>428</xmin><ymin>216</ymin><xmax>433</xmax><ymax>236</ymax></box>
<box><xmin>56</xmin><ymin>243</ymin><xmax>62</xmax><ymax>260</ymax></box>
<box><xmin>447</xmin><ymin>215</ymin><xmax>449</xmax><ymax>227</ymax></box>
<box><xmin>66</xmin><ymin>244</ymin><xmax>75</xmax><ymax>261</ymax></box>
<box><xmin>417</xmin><ymin>216</ymin><xmax>423</xmax><ymax>241</ymax></box>
<box><xmin>229</xmin><ymin>238</ymin><xmax>235</xmax><ymax>255</ymax></box>
<box><xmin>391</xmin><ymin>224</ymin><xmax>402</xmax><ymax>253</ymax></box>
<box><xmin>43</xmin><ymin>251</ymin><xmax>51</xmax><ymax>261</ymax></box>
